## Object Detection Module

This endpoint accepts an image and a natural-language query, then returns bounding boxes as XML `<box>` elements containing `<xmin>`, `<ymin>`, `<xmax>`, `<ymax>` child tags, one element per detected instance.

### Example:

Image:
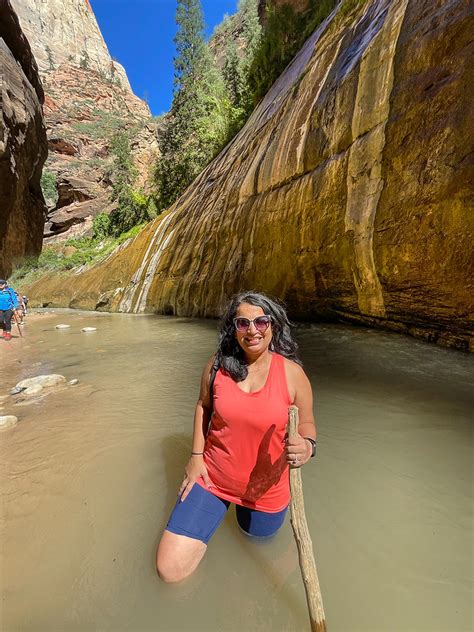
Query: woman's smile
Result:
<box><xmin>235</xmin><ymin>303</ymin><xmax>273</xmax><ymax>357</ymax></box>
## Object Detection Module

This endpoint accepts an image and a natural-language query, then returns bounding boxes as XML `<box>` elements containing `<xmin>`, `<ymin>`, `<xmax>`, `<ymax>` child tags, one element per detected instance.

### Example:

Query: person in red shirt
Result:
<box><xmin>156</xmin><ymin>291</ymin><xmax>317</xmax><ymax>583</ymax></box>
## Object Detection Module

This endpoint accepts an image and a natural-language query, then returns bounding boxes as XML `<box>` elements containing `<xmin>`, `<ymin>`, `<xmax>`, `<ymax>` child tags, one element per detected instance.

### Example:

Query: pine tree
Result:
<box><xmin>156</xmin><ymin>0</ymin><xmax>229</xmax><ymax>209</ymax></box>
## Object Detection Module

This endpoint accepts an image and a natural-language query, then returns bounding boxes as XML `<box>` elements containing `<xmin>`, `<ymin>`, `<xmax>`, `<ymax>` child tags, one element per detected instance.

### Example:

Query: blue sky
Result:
<box><xmin>89</xmin><ymin>0</ymin><xmax>238</xmax><ymax>116</ymax></box>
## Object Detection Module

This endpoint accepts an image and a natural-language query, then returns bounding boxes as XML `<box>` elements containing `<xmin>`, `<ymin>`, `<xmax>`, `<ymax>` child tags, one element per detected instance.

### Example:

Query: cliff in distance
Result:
<box><xmin>10</xmin><ymin>0</ymin><xmax>157</xmax><ymax>242</ymax></box>
<box><xmin>11</xmin><ymin>0</ymin><xmax>131</xmax><ymax>89</ymax></box>
<box><xmin>0</xmin><ymin>0</ymin><xmax>48</xmax><ymax>278</ymax></box>
<box><xmin>25</xmin><ymin>0</ymin><xmax>474</xmax><ymax>350</ymax></box>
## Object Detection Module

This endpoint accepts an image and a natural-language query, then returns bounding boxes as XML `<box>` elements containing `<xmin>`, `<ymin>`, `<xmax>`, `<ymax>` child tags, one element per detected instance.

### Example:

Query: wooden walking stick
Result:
<box><xmin>288</xmin><ymin>404</ymin><xmax>326</xmax><ymax>631</ymax></box>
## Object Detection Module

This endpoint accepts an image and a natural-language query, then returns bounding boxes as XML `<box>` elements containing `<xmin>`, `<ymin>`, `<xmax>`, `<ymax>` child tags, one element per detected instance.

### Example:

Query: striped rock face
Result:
<box><xmin>25</xmin><ymin>0</ymin><xmax>474</xmax><ymax>350</ymax></box>
<box><xmin>0</xmin><ymin>0</ymin><xmax>47</xmax><ymax>278</ymax></box>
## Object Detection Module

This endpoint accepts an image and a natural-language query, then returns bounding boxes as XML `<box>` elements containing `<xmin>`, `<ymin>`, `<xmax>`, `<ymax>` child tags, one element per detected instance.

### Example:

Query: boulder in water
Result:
<box><xmin>68</xmin><ymin>379</ymin><xmax>79</xmax><ymax>386</ymax></box>
<box><xmin>16</xmin><ymin>374</ymin><xmax>66</xmax><ymax>389</ymax></box>
<box><xmin>55</xmin><ymin>324</ymin><xmax>71</xmax><ymax>329</ymax></box>
<box><xmin>0</xmin><ymin>416</ymin><xmax>18</xmax><ymax>430</ymax></box>
<box><xmin>81</xmin><ymin>327</ymin><xmax>97</xmax><ymax>332</ymax></box>
<box><xmin>23</xmin><ymin>384</ymin><xmax>44</xmax><ymax>396</ymax></box>
<box><xmin>10</xmin><ymin>386</ymin><xmax>26</xmax><ymax>395</ymax></box>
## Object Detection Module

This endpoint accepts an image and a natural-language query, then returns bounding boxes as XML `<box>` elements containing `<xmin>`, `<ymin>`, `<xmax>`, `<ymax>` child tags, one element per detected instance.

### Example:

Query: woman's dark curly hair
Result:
<box><xmin>215</xmin><ymin>291</ymin><xmax>301</xmax><ymax>382</ymax></box>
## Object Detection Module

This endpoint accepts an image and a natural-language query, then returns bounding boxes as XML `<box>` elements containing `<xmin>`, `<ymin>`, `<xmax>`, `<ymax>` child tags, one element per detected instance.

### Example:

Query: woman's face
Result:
<box><xmin>234</xmin><ymin>302</ymin><xmax>273</xmax><ymax>358</ymax></box>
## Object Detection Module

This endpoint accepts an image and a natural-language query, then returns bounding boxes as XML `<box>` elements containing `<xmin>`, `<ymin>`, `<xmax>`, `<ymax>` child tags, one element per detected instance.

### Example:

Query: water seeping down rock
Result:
<box><xmin>0</xmin><ymin>0</ymin><xmax>47</xmax><ymax>278</ymax></box>
<box><xmin>25</xmin><ymin>0</ymin><xmax>473</xmax><ymax>350</ymax></box>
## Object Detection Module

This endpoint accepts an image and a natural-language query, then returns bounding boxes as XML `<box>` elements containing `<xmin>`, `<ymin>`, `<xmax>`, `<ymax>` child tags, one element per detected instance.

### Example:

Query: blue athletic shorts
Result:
<box><xmin>166</xmin><ymin>483</ymin><xmax>288</xmax><ymax>544</ymax></box>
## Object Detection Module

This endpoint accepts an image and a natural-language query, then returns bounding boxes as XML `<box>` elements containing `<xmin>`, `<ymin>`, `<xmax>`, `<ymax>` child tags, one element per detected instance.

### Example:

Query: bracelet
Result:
<box><xmin>191</xmin><ymin>451</ymin><xmax>204</xmax><ymax>456</ymax></box>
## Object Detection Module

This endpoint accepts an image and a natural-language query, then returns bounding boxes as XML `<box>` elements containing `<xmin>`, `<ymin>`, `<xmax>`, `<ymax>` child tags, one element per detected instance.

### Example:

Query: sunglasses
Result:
<box><xmin>233</xmin><ymin>315</ymin><xmax>272</xmax><ymax>333</ymax></box>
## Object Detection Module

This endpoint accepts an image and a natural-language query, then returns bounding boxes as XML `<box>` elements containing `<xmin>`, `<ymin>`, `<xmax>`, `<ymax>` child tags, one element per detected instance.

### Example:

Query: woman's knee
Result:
<box><xmin>156</xmin><ymin>530</ymin><xmax>207</xmax><ymax>583</ymax></box>
<box><xmin>156</xmin><ymin>553</ymin><xmax>190</xmax><ymax>583</ymax></box>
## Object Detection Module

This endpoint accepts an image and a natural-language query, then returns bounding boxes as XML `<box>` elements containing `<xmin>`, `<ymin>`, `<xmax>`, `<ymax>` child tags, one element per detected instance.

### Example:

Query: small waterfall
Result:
<box><xmin>134</xmin><ymin>225</ymin><xmax>176</xmax><ymax>313</ymax></box>
<box><xmin>118</xmin><ymin>210</ymin><xmax>177</xmax><ymax>313</ymax></box>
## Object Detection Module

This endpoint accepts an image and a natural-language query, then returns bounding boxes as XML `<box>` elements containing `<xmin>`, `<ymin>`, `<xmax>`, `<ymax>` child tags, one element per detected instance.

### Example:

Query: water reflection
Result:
<box><xmin>0</xmin><ymin>310</ymin><xmax>472</xmax><ymax>631</ymax></box>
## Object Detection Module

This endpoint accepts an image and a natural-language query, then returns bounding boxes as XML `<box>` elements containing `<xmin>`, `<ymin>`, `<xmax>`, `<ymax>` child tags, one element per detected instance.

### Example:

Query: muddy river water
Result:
<box><xmin>0</xmin><ymin>310</ymin><xmax>472</xmax><ymax>631</ymax></box>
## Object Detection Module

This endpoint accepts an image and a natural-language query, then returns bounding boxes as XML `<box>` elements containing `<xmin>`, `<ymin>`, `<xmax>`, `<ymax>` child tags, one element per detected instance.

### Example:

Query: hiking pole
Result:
<box><xmin>12</xmin><ymin>310</ymin><xmax>23</xmax><ymax>338</ymax></box>
<box><xmin>288</xmin><ymin>405</ymin><xmax>326</xmax><ymax>631</ymax></box>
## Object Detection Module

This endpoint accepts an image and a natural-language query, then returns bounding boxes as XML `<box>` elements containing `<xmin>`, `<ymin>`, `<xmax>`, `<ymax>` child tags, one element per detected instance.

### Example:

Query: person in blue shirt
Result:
<box><xmin>0</xmin><ymin>279</ymin><xmax>19</xmax><ymax>341</ymax></box>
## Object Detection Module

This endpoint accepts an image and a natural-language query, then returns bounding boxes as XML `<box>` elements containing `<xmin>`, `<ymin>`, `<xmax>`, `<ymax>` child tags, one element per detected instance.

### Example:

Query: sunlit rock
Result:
<box><xmin>81</xmin><ymin>327</ymin><xmax>97</xmax><ymax>332</ymax></box>
<box><xmin>16</xmin><ymin>374</ymin><xmax>66</xmax><ymax>389</ymax></box>
<box><xmin>23</xmin><ymin>384</ymin><xmax>44</xmax><ymax>397</ymax></box>
<box><xmin>55</xmin><ymin>324</ymin><xmax>71</xmax><ymax>329</ymax></box>
<box><xmin>0</xmin><ymin>415</ymin><xmax>18</xmax><ymax>429</ymax></box>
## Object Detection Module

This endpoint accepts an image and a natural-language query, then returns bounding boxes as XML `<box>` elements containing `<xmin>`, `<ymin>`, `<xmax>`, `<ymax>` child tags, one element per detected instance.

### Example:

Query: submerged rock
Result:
<box><xmin>68</xmin><ymin>379</ymin><xmax>79</xmax><ymax>386</ymax></box>
<box><xmin>0</xmin><ymin>415</ymin><xmax>18</xmax><ymax>429</ymax></box>
<box><xmin>81</xmin><ymin>327</ymin><xmax>97</xmax><ymax>332</ymax></box>
<box><xmin>16</xmin><ymin>374</ymin><xmax>66</xmax><ymax>389</ymax></box>
<box><xmin>55</xmin><ymin>324</ymin><xmax>71</xmax><ymax>329</ymax></box>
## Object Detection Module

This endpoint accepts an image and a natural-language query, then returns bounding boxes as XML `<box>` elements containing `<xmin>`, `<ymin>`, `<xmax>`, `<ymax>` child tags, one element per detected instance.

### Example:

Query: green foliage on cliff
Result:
<box><xmin>221</xmin><ymin>0</ymin><xmax>262</xmax><ymax>136</ymax></box>
<box><xmin>107</xmin><ymin>132</ymin><xmax>158</xmax><ymax>236</ymax></box>
<box><xmin>10</xmin><ymin>224</ymin><xmax>146</xmax><ymax>286</ymax></box>
<box><xmin>92</xmin><ymin>213</ymin><xmax>111</xmax><ymax>240</ymax></box>
<box><xmin>40</xmin><ymin>169</ymin><xmax>58</xmax><ymax>207</ymax></box>
<box><xmin>248</xmin><ymin>0</ymin><xmax>337</xmax><ymax>103</ymax></box>
<box><xmin>72</xmin><ymin>109</ymin><xmax>124</xmax><ymax>139</ymax></box>
<box><xmin>155</xmin><ymin>0</ymin><xmax>230</xmax><ymax>209</ymax></box>
<box><xmin>155</xmin><ymin>0</ymin><xmax>262</xmax><ymax>210</ymax></box>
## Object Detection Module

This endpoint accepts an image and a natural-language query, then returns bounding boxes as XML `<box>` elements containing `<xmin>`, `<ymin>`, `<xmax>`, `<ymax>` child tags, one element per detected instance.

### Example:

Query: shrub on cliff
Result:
<box><xmin>107</xmin><ymin>132</ymin><xmax>157</xmax><ymax>236</ymax></box>
<box><xmin>40</xmin><ymin>169</ymin><xmax>58</xmax><ymax>207</ymax></box>
<box><xmin>248</xmin><ymin>0</ymin><xmax>336</xmax><ymax>103</ymax></box>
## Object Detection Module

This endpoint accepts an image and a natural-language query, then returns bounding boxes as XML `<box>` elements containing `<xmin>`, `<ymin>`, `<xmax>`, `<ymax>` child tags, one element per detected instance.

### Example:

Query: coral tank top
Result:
<box><xmin>196</xmin><ymin>353</ymin><xmax>292</xmax><ymax>512</ymax></box>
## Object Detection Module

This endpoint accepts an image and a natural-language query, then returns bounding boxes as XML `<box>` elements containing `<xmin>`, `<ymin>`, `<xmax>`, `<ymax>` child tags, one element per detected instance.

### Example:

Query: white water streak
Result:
<box><xmin>134</xmin><ymin>220</ymin><xmax>176</xmax><ymax>313</ymax></box>
<box><xmin>118</xmin><ymin>211</ymin><xmax>176</xmax><ymax>313</ymax></box>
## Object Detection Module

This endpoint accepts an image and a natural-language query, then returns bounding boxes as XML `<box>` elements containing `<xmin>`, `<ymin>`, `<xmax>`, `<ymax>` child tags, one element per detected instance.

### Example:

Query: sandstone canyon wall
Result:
<box><xmin>11</xmin><ymin>0</ymin><xmax>131</xmax><ymax>89</ymax></box>
<box><xmin>0</xmin><ymin>0</ymin><xmax>48</xmax><ymax>278</ymax></box>
<box><xmin>24</xmin><ymin>0</ymin><xmax>474</xmax><ymax>350</ymax></box>
<box><xmin>10</xmin><ymin>0</ymin><xmax>158</xmax><ymax>242</ymax></box>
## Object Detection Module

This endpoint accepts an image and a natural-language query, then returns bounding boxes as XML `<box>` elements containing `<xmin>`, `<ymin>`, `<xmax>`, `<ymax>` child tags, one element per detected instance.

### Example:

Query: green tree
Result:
<box><xmin>110</xmin><ymin>132</ymin><xmax>138</xmax><ymax>203</ymax></box>
<box><xmin>220</xmin><ymin>0</ymin><xmax>261</xmax><ymax>135</ymax></box>
<box><xmin>92</xmin><ymin>212</ymin><xmax>111</xmax><ymax>240</ymax></box>
<box><xmin>40</xmin><ymin>169</ymin><xmax>58</xmax><ymax>207</ymax></box>
<box><xmin>107</xmin><ymin>132</ymin><xmax>157</xmax><ymax>235</ymax></box>
<box><xmin>155</xmin><ymin>0</ymin><xmax>229</xmax><ymax>209</ymax></box>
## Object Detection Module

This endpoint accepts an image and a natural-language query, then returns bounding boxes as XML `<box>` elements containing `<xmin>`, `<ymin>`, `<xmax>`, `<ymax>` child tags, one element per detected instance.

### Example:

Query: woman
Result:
<box><xmin>156</xmin><ymin>291</ymin><xmax>317</xmax><ymax>582</ymax></box>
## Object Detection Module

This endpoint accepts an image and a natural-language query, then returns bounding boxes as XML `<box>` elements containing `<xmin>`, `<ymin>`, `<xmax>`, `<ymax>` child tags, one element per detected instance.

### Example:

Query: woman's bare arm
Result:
<box><xmin>284</xmin><ymin>359</ymin><xmax>317</xmax><ymax>465</ymax></box>
<box><xmin>180</xmin><ymin>357</ymin><xmax>215</xmax><ymax>500</ymax></box>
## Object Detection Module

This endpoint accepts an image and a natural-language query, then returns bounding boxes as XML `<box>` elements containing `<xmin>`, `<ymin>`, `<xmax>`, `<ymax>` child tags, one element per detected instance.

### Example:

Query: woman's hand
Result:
<box><xmin>285</xmin><ymin>435</ymin><xmax>311</xmax><ymax>468</ymax></box>
<box><xmin>179</xmin><ymin>455</ymin><xmax>212</xmax><ymax>501</ymax></box>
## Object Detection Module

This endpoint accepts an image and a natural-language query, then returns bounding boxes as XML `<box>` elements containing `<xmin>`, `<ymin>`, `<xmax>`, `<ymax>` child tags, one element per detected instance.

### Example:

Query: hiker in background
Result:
<box><xmin>15</xmin><ymin>293</ymin><xmax>25</xmax><ymax>324</ymax></box>
<box><xmin>0</xmin><ymin>279</ymin><xmax>19</xmax><ymax>341</ymax></box>
<box><xmin>22</xmin><ymin>295</ymin><xmax>29</xmax><ymax>316</ymax></box>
